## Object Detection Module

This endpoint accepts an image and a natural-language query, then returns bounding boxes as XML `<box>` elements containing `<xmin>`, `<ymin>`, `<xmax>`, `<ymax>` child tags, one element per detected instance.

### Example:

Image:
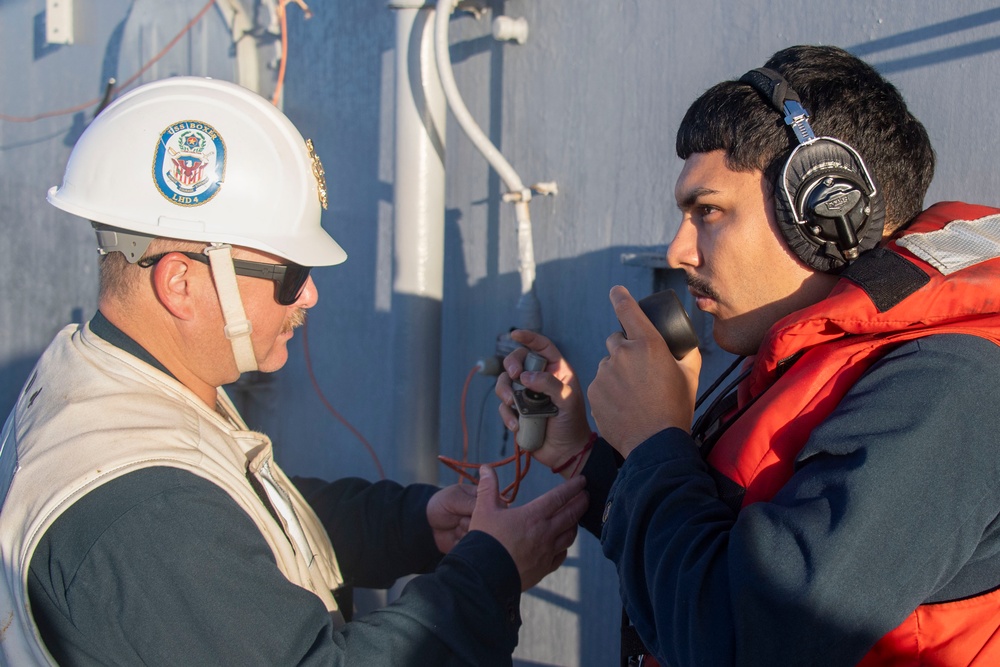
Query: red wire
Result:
<box><xmin>113</xmin><ymin>0</ymin><xmax>218</xmax><ymax>95</ymax></box>
<box><xmin>0</xmin><ymin>0</ymin><xmax>217</xmax><ymax>123</ymax></box>
<box><xmin>438</xmin><ymin>449</ymin><xmax>532</xmax><ymax>504</ymax></box>
<box><xmin>301</xmin><ymin>318</ymin><xmax>386</xmax><ymax>480</ymax></box>
<box><xmin>438</xmin><ymin>363</ymin><xmax>533</xmax><ymax>503</ymax></box>
<box><xmin>459</xmin><ymin>365</ymin><xmax>477</xmax><ymax>469</ymax></box>
<box><xmin>271</xmin><ymin>0</ymin><xmax>314</xmax><ymax>106</ymax></box>
<box><xmin>550</xmin><ymin>432</ymin><xmax>596</xmax><ymax>476</ymax></box>
<box><xmin>271</xmin><ymin>0</ymin><xmax>289</xmax><ymax>106</ymax></box>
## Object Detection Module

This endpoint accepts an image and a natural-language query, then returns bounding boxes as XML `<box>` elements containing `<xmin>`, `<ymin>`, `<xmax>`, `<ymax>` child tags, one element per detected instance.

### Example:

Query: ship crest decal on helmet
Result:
<box><xmin>152</xmin><ymin>120</ymin><xmax>227</xmax><ymax>207</ymax></box>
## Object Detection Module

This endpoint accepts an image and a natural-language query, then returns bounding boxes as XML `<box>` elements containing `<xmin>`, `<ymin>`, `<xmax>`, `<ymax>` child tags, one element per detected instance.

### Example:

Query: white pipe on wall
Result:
<box><xmin>388</xmin><ymin>0</ymin><xmax>446</xmax><ymax>484</ymax></box>
<box><xmin>215</xmin><ymin>0</ymin><xmax>265</xmax><ymax>94</ymax></box>
<box><xmin>434</xmin><ymin>0</ymin><xmax>542</xmax><ymax>334</ymax></box>
<box><xmin>433</xmin><ymin>0</ymin><xmax>527</xmax><ymax>197</ymax></box>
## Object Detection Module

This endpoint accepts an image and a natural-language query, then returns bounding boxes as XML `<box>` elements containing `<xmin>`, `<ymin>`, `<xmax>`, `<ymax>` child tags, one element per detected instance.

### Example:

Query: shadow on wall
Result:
<box><xmin>849</xmin><ymin>7</ymin><xmax>1000</xmax><ymax>73</ymax></box>
<box><xmin>454</xmin><ymin>243</ymin><xmax>735</xmax><ymax>411</ymax></box>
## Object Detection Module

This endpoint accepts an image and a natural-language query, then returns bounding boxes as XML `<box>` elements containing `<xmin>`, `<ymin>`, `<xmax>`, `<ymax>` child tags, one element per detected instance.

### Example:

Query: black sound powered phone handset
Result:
<box><xmin>628</xmin><ymin>288</ymin><xmax>700</xmax><ymax>359</ymax></box>
<box><xmin>512</xmin><ymin>289</ymin><xmax>700</xmax><ymax>452</ymax></box>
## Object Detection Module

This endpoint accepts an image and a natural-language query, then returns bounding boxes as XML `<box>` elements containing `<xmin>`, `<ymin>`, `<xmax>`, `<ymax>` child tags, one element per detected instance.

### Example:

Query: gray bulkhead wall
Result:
<box><xmin>2</xmin><ymin>1</ymin><xmax>999</xmax><ymax>665</ymax></box>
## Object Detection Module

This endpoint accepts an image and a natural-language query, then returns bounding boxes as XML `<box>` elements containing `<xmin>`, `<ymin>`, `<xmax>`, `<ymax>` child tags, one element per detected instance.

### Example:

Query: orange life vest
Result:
<box><xmin>707</xmin><ymin>201</ymin><xmax>1000</xmax><ymax>665</ymax></box>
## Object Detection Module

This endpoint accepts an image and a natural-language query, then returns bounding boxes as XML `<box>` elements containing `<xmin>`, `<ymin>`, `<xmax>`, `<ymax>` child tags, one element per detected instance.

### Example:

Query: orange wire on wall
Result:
<box><xmin>438</xmin><ymin>364</ymin><xmax>533</xmax><ymax>503</ymax></box>
<box><xmin>302</xmin><ymin>320</ymin><xmax>386</xmax><ymax>480</ymax></box>
<box><xmin>271</xmin><ymin>0</ymin><xmax>313</xmax><ymax>106</ymax></box>
<box><xmin>0</xmin><ymin>0</ymin><xmax>217</xmax><ymax>123</ymax></box>
<box><xmin>0</xmin><ymin>0</ymin><xmax>317</xmax><ymax>122</ymax></box>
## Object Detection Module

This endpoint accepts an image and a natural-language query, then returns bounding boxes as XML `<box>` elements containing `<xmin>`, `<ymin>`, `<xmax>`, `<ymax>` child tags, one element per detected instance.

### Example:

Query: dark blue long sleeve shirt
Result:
<box><xmin>589</xmin><ymin>334</ymin><xmax>1000</xmax><ymax>666</ymax></box>
<box><xmin>29</xmin><ymin>469</ymin><xmax>520</xmax><ymax>666</ymax></box>
<box><xmin>26</xmin><ymin>312</ymin><xmax>521</xmax><ymax>666</ymax></box>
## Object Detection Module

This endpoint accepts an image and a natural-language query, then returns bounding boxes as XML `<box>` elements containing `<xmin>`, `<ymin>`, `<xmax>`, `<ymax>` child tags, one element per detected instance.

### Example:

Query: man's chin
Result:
<box><xmin>711</xmin><ymin>323</ymin><xmax>742</xmax><ymax>356</ymax></box>
<box><xmin>712</xmin><ymin>321</ymin><xmax>765</xmax><ymax>358</ymax></box>
<box><xmin>256</xmin><ymin>351</ymin><xmax>289</xmax><ymax>374</ymax></box>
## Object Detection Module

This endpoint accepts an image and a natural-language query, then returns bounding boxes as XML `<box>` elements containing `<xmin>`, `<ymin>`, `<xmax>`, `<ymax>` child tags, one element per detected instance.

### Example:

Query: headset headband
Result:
<box><xmin>735</xmin><ymin>65</ymin><xmax>885</xmax><ymax>270</ymax></box>
<box><xmin>739</xmin><ymin>68</ymin><xmax>818</xmax><ymax>145</ymax></box>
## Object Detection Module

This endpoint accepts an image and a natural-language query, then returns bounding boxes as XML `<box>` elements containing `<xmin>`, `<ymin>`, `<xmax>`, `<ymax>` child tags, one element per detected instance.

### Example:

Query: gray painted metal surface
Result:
<box><xmin>3</xmin><ymin>1</ymin><xmax>1000</xmax><ymax>665</ymax></box>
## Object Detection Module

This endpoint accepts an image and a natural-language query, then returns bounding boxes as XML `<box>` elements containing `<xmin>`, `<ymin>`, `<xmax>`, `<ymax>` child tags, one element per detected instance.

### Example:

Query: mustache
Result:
<box><xmin>282</xmin><ymin>308</ymin><xmax>307</xmax><ymax>334</ymax></box>
<box><xmin>686</xmin><ymin>275</ymin><xmax>721</xmax><ymax>301</ymax></box>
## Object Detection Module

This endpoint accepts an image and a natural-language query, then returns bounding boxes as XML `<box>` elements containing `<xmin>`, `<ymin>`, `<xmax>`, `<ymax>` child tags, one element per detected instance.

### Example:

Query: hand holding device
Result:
<box><xmin>627</xmin><ymin>289</ymin><xmax>699</xmax><ymax>359</ymax></box>
<box><xmin>511</xmin><ymin>351</ymin><xmax>559</xmax><ymax>452</ymax></box>
<box><xmin>511</xmin><ymin>290</ymin><xmax>697</xmax><ymax>453</ymax></box>
<box><xmin>590</xmin><ymin>286</ymin><xmax>702</xmax><ymax>458</ymax></box>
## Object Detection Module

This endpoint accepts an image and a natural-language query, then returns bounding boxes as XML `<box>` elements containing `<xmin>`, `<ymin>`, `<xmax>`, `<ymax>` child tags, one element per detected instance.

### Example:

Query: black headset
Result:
<box><xmin>739</xmin><ymin>67</ymin><xmax>885</xmax><ymax>273</ymax></box>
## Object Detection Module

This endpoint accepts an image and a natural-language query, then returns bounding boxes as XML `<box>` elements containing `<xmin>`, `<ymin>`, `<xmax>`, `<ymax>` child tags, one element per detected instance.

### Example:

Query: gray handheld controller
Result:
<box><xmin>511</xmin><ymin>352</ymin><xmax>558</xmax><ymax>452</ymax></box>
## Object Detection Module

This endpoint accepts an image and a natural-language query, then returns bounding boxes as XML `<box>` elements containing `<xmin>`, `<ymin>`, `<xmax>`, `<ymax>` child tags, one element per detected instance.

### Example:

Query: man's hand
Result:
<box><xmin>426</xmin><ymin>483</ymin><xmax>477</xmax><ymax>554</ymax></box>
<box><xmin>495</xmin><ymin>330</ymin><xmax>595</xmax><ymax>473</ymax></box>
<box><xmin>469</xmin><ymin>466</ymin><xmax>588</xmax><ymax>591</ymax></box>
<box><xmin>587</xmin><ymin>286</ymin><xmax>701</xmax><ymax>458</ymax></box>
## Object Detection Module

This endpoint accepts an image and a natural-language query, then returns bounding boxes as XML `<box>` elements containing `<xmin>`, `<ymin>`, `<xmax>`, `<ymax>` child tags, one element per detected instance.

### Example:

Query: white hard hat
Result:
<box><xmin>48</xmin><ymin>76</ymin><xmax>346</xmax><ymax>268</ymax></box>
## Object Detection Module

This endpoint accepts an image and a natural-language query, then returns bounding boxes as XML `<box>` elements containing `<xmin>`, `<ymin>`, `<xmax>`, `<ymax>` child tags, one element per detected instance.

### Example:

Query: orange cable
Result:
<box><xmin>113</xmin><ymin>0</ymin><xmax>217</xmax><ymax>94</ymax></box>
<box><xmin>459</xmin><ymin>364</ymin><xmax>477</xmax><ymax>475</ymax></box>
<box><xmin>438</xmin><ymin>363</ymin><xmax>533</xmax><ymax>503</ymax></box>
<box><xmin>271</xmin><ymin>0</ymin><xmax>313</xmax><ymax>107</ymax></box>
<box><xmin>271</xmin><ymin>0</ymin><xmax>289</xmax><ymax>106</ymax></box>
<box><xmin>0</xmin><ymin>0</ymin><xmax>216</xmax><ymax>123</ymax></box>
<box><xmin>302</xmin><ymin>318</ymin><xmax>386</xmax><ymax>480</ymax></box>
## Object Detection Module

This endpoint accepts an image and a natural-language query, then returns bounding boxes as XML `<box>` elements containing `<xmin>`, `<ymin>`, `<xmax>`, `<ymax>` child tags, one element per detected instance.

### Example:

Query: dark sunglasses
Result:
<box><xmin>138</xmin><ymin>251</ymin><xmax>311</xmax><ymax>306</ymax></box>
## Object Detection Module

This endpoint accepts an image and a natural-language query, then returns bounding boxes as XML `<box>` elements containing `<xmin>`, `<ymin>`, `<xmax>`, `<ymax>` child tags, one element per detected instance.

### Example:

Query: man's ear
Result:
<box><xmin>150</xmin><ymin>253</ymin><xmax>200</xmax><ymax>320</ymax></box>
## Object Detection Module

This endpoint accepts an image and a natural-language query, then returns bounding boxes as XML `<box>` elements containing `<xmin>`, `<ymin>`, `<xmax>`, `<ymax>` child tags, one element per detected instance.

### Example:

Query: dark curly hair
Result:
<box><xmin>676</xmin><ymin>45</ymin><xmax>935</xmax><ymax>233</ymax></box>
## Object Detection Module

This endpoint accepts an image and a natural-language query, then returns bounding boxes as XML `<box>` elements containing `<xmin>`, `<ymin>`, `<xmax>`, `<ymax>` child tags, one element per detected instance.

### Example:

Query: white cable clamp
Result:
<box><xmin>492</xmin><ymin>16</ymin><xmax>528</xmax><ymax>45</ymax></box>
<box><xmin>531</xmin><ymin>181</ymin><xmax>559</xmax><ymax>196</ymax></box>
<box><xmin>502</xmin><ymin>187</ymin><xmax>533</xmax><ymax>204</ymax></box>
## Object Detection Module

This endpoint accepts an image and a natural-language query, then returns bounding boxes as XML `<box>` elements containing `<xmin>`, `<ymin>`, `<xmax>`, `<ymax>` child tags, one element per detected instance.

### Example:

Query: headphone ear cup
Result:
<box><xmin>773</xmin><ymin>139</ymin><xmax>886</xmax><ymax>273</ymax></box>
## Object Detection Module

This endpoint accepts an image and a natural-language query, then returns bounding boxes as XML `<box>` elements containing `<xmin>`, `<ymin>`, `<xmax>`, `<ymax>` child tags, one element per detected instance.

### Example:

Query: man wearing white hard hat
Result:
<box><xmin>0</xmin><ymin>77</ymin><xmax>587</xmax><ymax>666</ymax></box>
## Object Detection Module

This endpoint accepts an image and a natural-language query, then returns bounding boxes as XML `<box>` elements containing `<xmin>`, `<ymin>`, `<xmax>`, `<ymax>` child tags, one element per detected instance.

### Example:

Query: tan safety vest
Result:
<box><xmin>0</xmin><ymin>323</ymin><xmax>344</xmax><ymax>666</ymax></box>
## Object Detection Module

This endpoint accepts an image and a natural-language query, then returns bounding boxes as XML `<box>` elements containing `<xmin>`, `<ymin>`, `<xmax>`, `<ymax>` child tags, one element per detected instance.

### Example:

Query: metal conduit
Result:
<box><xmin>388</xmin><ymin>1</ymin><xmax>447</xmax><ymax>484</ymax></box>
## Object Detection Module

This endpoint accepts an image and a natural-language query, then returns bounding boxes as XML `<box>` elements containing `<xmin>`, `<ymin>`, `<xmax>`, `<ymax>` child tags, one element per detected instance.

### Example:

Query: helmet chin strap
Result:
<box><xmin>204</xmin><ymin>244</ymin><xmax>258</xmax><ymax>374</ymax></box>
